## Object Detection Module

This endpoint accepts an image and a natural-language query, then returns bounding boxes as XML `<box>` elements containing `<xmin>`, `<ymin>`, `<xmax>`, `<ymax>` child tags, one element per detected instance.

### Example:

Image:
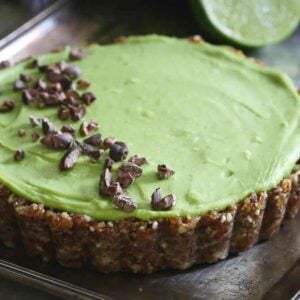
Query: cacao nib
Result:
<box><xmin>33</xmin><ymin>78</ymin><xmax>47</xmax><ymax>90</ymax></box>
<box><xmin>31</xmin><ymin>133</ymin><xmax>40</xmax><ymax>142</ymax></box>
<box><xmin>29</xmin><ymin>116</ymin><xmax>40</xmax><ymax>127</ymax></box>
<box><xmin>109</xmin><ymin>141</ymin><xmax>128</xmax><ymax>162</ymax></box>
<box><xmin>104</xmin><ymin>157</ymin><xmax>114</xmax><ymax>171</ymax></box>
<box><xmin>76</xmin><ymin>141</ymin><xmax>94</xmax><ymax>155</ymax></box>
<box><xmin>42</xmin><ymin>118</ymin><xmax>56</xmax><ymax>134</ymax></box>
<box><xmin>69</xmin><ymin>104</ymin><xmax>86</xmax><ymax>121</ymax></box>
<box><xmin>56</xmin><ymin>61</ymin><xmax>68</xmax><ymax>71</ymax></box>
<box><xmin>107</xmin><ymin>182</ymin><xmax>123</xmax><ymax>197</ymax></box>
<box><xmin>102</xmin><ymin>137</ymin><xmax>115</xmax><ymax>149</ymax></box>
<box><xmin>58</xmin><ymin>106</ymin><xmax>70</xmax><ymax>120</ymax></box>
<box><xmin>14</xmin><ymin>149</ymin><xmax>25</xmax><ymax>161</ymax></box>
<box><xmin>112</xmin><ymin>194</ymin><xmax>137</xmax><ymax>212</ymax></box>
<box><xmin>0</xmin><ymin>100</ymin><xmax>15</xmax><ymax>112</ymax></box>
<box><xmin>47</xmin><ymin>68</ymin><xmax>63</xmax><ymax>83</ymax></box>
<box><xmin>83</xmin><ymin>133</ymin><xmax>102</xmax><ymax>147</ymax></box>
<box><xmin>18</xmin><ymin>129</ymin><xmax>26</xmax><ymax>137</ymax></box>
<box><xmin>81</xmin><ymin>92</ymin><xmax>96</xmax><ymax>105</ymax></box>
<box><xmin>41</xmin><ymin>133</ymin><xmax>73</xmax><ymax>150</ymax></box>
<box><xmin>38</xmin><ymin>64</ymin><xmax>50</xmax><ymax>73</ymax></box>
<box><xmin>22</xmin><ymin>89</ymin><xmax>38</xmax><ymax>104</ymax></box>
<box><xmin>20</xmin><ymin>73</ymin><xmax>32</xmax><ymax>83</ymax></box>
<box><xmin>118</xmin><ymin>162</ymin><xmax>143</xmax><ymax>178</ymax></box>
<box><xmin>128</xmin><ymin>155</ymin><xmax>148</xmax><ymax>166</ymax></box>
<box><xmin>157</xmin><ymin>164</ymin><xmax>175</xmax><ymax>179</ymax></box>
<box><xmin>88</xmin><ymin>149</ymin><xmax>104</xmax><ymax>163</ymax></box>
<box><xmin>60</xmin><ymin>145</ymin><xmax>81</xmax><ymax>170</ymax></box>
<box><xmin>0</xmin><ymin>60</ymin><xmax>10</xmax><ymax>69</ymax></box>
<box><xmin>13</xmin><ymin>80</ymin><xmax>27</xmax><ymax>91</ymax></box>
<box><xmin>117</xmin><ymin>172</ymin><xmax>135</xmax><ymax>188</ymax></box>
<box><xmin>69</xmin><ymin>49</ymin><xmax>86</xmax><ymax>61</ymax></box>
<box><xmin>60</xmin><ymin>77</ymin><xmax>74</xmax><ymax>90</ymax></box>
<box><xmin>151</xmin><ymin>189</ymin><xmax>176</xmax><ymax>211</ymax></box>
<box><xmin>63</xmin><ymin>65</ymin><xmax>81</xmax><ymax>79</ymax></box>
<box><xmin>99</xmin><ymin>168</ymin><xmax>113</xmax><ymax>196</ymax></box>
<box><xmin>61</xmin><ymin>125</ymin><xmax>75</xmax><ymax>135</ymax></box>
<box><xmin>77</xmin><ymin>79</ymin><xmax>91</xmax><ymax>90</ymax></box>
<box><xmin>79</xmin><ymin>121</ymin><xmax>99</xmax><ymax>136</ymax></box>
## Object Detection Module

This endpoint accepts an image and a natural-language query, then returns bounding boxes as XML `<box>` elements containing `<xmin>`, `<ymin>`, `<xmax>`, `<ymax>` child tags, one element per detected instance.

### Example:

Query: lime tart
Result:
<box><xmin>0</xmin><ymin>35</ymin><xmax>299</xmax><ymax>273</ymax></box>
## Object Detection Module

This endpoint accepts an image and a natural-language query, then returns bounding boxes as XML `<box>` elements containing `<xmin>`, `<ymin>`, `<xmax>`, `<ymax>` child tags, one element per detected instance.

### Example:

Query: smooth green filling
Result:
<box><xmin>0</xmin><ymin>35</ymin><xmax>300</xmax><ymax>220</ymax></box>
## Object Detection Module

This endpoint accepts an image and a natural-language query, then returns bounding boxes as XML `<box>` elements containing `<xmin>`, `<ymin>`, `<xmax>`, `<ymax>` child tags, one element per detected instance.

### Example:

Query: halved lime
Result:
<box><xmin>190</xmin><ymin>0</ymin><xmax>300</xmax><ymax>47</ymax></box>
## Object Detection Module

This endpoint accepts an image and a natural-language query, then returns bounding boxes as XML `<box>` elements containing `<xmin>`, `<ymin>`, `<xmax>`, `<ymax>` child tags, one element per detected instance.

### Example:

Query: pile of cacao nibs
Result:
<box><xmin>1</xmin><ymin>50</ymin><xmax>177</xmax><ymax>213</ymax></box>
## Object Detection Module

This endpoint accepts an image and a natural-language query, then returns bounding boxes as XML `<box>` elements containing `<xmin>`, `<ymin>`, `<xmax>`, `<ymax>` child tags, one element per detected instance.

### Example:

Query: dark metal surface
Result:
<box><xmin>0</xmin><ymin>1</ymin><xmax>299</xmax><ymax>299</ymax></box>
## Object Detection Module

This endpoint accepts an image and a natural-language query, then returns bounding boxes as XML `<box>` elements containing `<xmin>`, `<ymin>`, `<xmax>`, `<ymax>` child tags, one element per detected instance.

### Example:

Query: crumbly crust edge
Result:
<box><xmin>0</xmin><ymin>169</ymin><xmax>299</xmax><ymax>273</ymax></box>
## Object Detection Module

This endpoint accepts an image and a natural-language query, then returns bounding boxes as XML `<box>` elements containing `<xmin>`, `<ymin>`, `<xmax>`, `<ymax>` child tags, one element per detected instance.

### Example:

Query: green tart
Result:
<box><xmin>0</xmin><ymin>35</ymin><xmax>300</xmax><ymax>220</ymax></box>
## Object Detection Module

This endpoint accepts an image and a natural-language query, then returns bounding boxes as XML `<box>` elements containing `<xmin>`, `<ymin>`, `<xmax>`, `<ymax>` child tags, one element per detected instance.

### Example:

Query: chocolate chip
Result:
<box><xmin>29</xmin><ymin>116</ymin><xmax>41</xmax><ymax>127</ymax></box>
<box><xmin>63</xmin><ymin>65</ymin><xmax>81</xmax><ymax>79</ymax></box>
<box><xmin>22</xmin><ymin>89</ymin><xmax>38</xmax><ymax>104</ymax></box>
<box><xmin>157</xmin><ymin>164</ymin><xmax>175</xmax><ymax>179</ymax></box>
<box><xmin>102</xmin><ymin>137</ymin><xmax>116</xmax><ymax>149</ymax></box>
<box><xmin>20</xmin><ymin>73</ymin><xmax>32</xmax><ymax>83</ymax></box>
<box><xmin>112</xmin><ymin>194</ymin><xmax>137</xmax><ymax>212</ymax></box>
<box><xmin>14</xmin><ymin>149</ymin><xmax>25</xmax><ymax>161</ymax></box>
<box><xmin>69</xmin><ymin>49</ymin><xmax>86</xmax><ymax>61</ymax></box>
<box><xmin>42</xmin><ymin>118</ymin><xmax>56</xmax><ymax>134</ymax></box>
<box><xmin>81</xmin><ymin>92</ymin><xmax>96</xmax><ymax>105</ymax></box>
<box><xmin>18</xmin><ymin>129</ymin><xmax>26</xmax><ymax>137</ymax></box>
<box><xmin>99</xmin><ymin>168</ymin><xmax>113</xmax><ymax>196</ymax></box>
<box><xmin>79</xmin><ymin>121</ymin><xmax>99</xmax><ymax>136</ymax></box>
<box><xmin>109</xmin><ymin>141</ymin><xmax>128</xmax><ymax>162</ymax></box>
<box><xmin>69</xmin><ymin>104</ymin><xmax>86</xmax><ymax>121</ymax></box>
<box><xmin>57</xmin><ymin>106</ymin><xmax>70</xmax><ymax>120</ymax></box>
<box><xmin>128</xmin><ymin>155</ymin><xmax>148</xmax><ymax>166</ymax></box>
<box><xmin>61</xmin><ymin>125</ymin><xmax>75</xmax><ymax>135</ymax></box>
<box><xmin>118</xmin><ymin>162</ymin><xmax>143</xmax><ymax>178</ymax></box>
<box><xmin>41</xmin><ymin>133</ymin><xmax>73</xmax><ymax>150</ymax></box>
<box><xmin>83</xmin><ymin>133</ymin><xmax>102</xmax><ymax>147</ymax></box>
<box><xmin>31</xmin><ymin>132</ymin><xmax>40</xmax><ymax>142</ymax></box>
<box><xmin>104</xmin><ymin>157</ymin><xmax>114</xmax><ymax>171</ymax></box>
<box><xmin>0</xmin><ymin>100</ymin><xmax>15</xmax><ymax>112</ymax></box>
<box><xmin>60</xmin><ymin>145</ymin><xmax>81</xmax><ymax>171</ymax></box>
<box><xmin>77</xmin><ymin>79</ymin><xmax>91</xmax><ymax>90</ymax></box>
<box><xmin>0</xmin><ymin>60</ymin><xmax>10</xmax><ymax>69</ymax></box>
<box><xmin>151</xmin><ymin>189</ymin><xmax>176</xmax><ymax>211</ymax></box>
<box><xmin>13</xmin><ymin>80</ymin><xmax>27</xmax><ymax>91</ymax></box>
<box><xmin>117</xmin><ymin>172</ymin><xmax>135</xmax><ymax>188</ymax></box>
<box><xmin>88</xmin><ymin>149</ymin><xmax>104</xmax><ymax>163</ymax></box>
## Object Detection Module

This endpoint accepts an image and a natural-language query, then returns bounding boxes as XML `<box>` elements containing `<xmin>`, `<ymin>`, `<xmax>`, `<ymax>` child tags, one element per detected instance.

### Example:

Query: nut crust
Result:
<box><xmin>0</xmin><ymin>171</ymin><xmax>299</xmax><ymax>273</ymax></box>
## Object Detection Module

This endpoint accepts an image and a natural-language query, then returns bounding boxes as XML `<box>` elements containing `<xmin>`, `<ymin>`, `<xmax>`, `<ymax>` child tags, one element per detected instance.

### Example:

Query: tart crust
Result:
<box><xmin>0</xmin><ymin>169</ymin><xmax>299</xmax><ymax>273</ymax></box>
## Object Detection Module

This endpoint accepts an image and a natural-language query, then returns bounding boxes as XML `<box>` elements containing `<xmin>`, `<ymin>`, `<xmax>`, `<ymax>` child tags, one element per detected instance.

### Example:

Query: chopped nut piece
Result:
<box><xmin>0</xmin><ymin>60</ymin><xmax>10</xmax><ymax>69</ymax></box>
<box><xmin>109</xmin><ymin>141</ymin><xmax>128</xmax><ymax>162</ymax></box>
<box><xmin>84</xmin><ymin>133</ymin><xmax>102</xmax><ymax>147</ymax></box>
<box><xmin>60</xmin><ymin>145</ymin><xmax>81</xmax><ymax>171</ymax></box>
<box><xmin>13</xmin><ymin>80</ymin><xmax>27</xmax><ymax>91</ymax></box>
<box><xmin>80</xmin><ymin>121</ymin><xmax>100</xmax><ymax>136</ymax></box>
<box><xmin>31</xmin><ymin>133</ymin><xmax>40</xmax><ymax>142</ymax></box>
<box><xmin>113</xmin><ymin>194</ymin><xmax>137</xmax><ymax>212</ymax></box>
<box><xmin>0</xmin><ymin>100</ymin><xmax>15</xmax><ymax>112</ymax></box>
<box><xmin>151</xmin><ymin>189</ymin><xmax>176</xmax><ymax>211</ymax></box>
<box><xmin>77</xmin><ymin>79</ymin><xmax>91</xmax><ymax>90</ymax></box>
<box><xmin>157</xmin><ymin>164</ymin><xmax>175</xmax><ymax>179</ymax></box>
<box><xmin>14</xmin><ymin>150</ymin><xmax>25</xmax><ymax>161</ymax></box>
<box><xmin>61</xmin><ymin>125</ymin><xmax>75</xmax><ymax>135</ymax></box>
<box><xmin>18</xmin><ymin>129</ymin><xmax>26</xmax><ymax>137</ymax></box>
<box><xmin>29</xmin><ymin>116</ymin><xmax>40</xmax><ymax>127</ymax></box>
<box><xmin>41</xmin><ymin>133</ymin><xmax>73</xmax><ymax>150</ymax></box>
<box><xmin>99</xmin><ymin>168</ymin><xmax>113</xmax><ymax>196</ymax></box>
<box><xmin>69</xmin><ymin>48</ymin><xmax>86</xmax><ymax>61</ymax></box>
<box><xmin>81</xmin><ymin>92</ymin><xmax>96</xmax><ymax>105</ymax></box>
<box><xmin>128</xmin><ymin>155</ymin><xmax>148</xmax><ymax>166</ymax></box>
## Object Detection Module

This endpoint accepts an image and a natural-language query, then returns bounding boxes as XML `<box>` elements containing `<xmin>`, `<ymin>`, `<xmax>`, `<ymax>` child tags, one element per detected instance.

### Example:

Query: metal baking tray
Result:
<box><xmin>0</xmin><ymin>1</ymin><xmax>299</xmax><ymax>299</ymax></box>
